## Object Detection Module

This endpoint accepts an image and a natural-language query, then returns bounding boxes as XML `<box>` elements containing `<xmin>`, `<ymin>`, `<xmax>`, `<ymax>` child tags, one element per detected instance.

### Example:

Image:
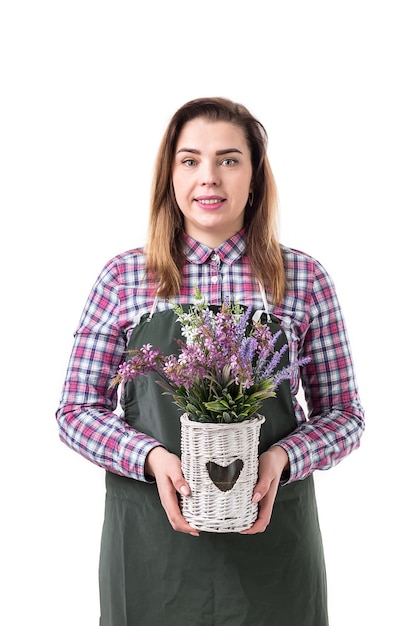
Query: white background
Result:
<box><xmin>1</xmin><ymin>1</ymin><xmax>416</xmax><ymax>624</ymax></box>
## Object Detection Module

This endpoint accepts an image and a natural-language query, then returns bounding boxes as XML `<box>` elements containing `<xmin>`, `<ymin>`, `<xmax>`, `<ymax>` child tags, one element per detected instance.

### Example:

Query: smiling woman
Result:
<box><xmin>172</xmin><ymin>118</ymin><xmax>253</xmax><ymax>248</ymax></box>
<box><xmin>56</xmin><ymin>96</ymin><xmax>365</xmax><ymax>625</ymax></box>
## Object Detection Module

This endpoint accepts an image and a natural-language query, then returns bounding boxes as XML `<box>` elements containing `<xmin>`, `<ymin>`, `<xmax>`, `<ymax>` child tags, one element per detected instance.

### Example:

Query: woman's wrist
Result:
<box><xmin>144</xmin><ymin>445</ymin><xmax>167</xmax><ymax>478</ymax></box>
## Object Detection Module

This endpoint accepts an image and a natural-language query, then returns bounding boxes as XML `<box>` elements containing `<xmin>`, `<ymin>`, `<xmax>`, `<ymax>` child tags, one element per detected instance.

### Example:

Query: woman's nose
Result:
<box><xmin>200</xmin><ymin>162</ymin><xmax>220</xmax><ymax>186</ymax></box>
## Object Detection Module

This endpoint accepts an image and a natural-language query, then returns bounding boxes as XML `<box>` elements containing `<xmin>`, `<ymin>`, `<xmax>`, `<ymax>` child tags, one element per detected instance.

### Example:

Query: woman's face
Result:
<box><xmin>172</xmin><ymin>117</ymin><xmax>253</xmax><ymax>248</ymax></box>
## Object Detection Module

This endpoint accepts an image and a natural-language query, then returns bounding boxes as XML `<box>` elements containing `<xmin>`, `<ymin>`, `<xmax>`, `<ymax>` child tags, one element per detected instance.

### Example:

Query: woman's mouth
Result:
<box><xmin>194</xmin><ymin>196</ymin><xmax>225</xmax><ymax>210</ymax></box>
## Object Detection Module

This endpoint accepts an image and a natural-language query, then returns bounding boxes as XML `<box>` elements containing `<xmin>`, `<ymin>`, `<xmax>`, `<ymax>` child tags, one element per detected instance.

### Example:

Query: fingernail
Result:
<box><xmin>253</xmin><ymin>492</ymin><xmax>261</xmax><ymax>503</ymax></box>
<box><xmin>180</xmin><ymin>485</ymin><xmax>189</xmax><ymax>495</ymax></box>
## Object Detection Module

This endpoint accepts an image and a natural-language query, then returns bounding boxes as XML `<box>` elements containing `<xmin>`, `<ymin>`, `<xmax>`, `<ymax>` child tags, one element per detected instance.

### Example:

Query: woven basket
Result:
<box><xmin>180</xmin><ymin>413</ymin><xmax>265</xmax><ymax>533</ymax></box>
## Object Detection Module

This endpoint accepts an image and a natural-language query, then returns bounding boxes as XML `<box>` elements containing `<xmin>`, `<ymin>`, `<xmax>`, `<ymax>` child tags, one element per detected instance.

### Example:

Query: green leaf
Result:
<box><xmin>204</xmin><ymin>399</ymin><xmax>231</xmax><ymax>411</ymax></box>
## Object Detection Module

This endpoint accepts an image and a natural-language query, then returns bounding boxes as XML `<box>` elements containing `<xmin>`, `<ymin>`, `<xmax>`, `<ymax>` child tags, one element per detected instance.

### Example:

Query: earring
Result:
<box><xmin>248</xmin><ymin>191</ymin><xmax>254</xmax><ymax>207</ymax></box>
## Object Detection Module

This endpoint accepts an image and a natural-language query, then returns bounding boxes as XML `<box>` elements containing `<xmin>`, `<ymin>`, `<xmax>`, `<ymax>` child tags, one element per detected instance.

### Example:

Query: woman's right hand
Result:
<box><xmin>145</xmin><ymin>446</ymin><xmax>200</xmax><ymax>537</ymax></box>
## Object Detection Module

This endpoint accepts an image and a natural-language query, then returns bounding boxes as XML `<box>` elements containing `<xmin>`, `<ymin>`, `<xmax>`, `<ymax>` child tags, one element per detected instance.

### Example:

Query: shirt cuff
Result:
<box><xmin>272</xmin><ymin>438</ymin><xmax>311</xmax><ymax>484</ymax></box>
<box><xmin>116</xmin><ymin>431</ymin><xmax>164</xmax><ymax>482</ymax></box>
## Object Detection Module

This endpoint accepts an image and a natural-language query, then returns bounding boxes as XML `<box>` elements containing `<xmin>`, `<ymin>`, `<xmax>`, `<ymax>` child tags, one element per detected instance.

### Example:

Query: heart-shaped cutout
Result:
<box><xmin>206</xmin><ymin>459</ymin><xmax>244</xmax><ymax>492</ymax></box>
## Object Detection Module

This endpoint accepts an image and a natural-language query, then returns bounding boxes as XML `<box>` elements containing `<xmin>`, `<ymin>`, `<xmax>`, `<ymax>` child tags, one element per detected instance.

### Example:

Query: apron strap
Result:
<box><xmin>148</xmin><ymin>295</ymin><xmax>159</xmax><ymax>321</ymax></box>
<box><xmin>252</xmin><ymin>281</ymin><xmax>271</xmax><ymax>323</ymax></box>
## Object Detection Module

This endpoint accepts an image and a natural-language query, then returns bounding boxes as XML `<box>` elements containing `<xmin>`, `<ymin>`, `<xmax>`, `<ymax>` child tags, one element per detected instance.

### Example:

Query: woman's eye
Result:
<box><xmin>221</xmin><ymin>158</ymin><xmax>238</xmax><ymax>166</ymax></box>
<box><xmin>183</xmin><ymin>158</ymin><xmax>197</xmax><ymax>167</ymax></box>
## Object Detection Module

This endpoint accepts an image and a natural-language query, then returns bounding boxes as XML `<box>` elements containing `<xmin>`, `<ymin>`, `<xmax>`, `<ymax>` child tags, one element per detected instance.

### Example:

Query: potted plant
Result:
<box><xmin>111</xmin><ymin>289</ymin><xmax>309</xmax><ymax>532</ymax></box>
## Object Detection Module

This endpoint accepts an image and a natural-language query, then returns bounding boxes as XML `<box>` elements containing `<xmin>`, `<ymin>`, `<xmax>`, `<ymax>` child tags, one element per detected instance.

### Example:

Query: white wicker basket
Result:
<box><xmin>180</xmin><ymin>413</ymin><xmax>265</xmax><ymax>533</ymax></box>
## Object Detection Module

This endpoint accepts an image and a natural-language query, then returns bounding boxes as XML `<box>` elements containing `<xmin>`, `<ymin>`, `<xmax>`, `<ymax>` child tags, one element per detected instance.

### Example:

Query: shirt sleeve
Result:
<box><xmin>277</xmin><ymin>258</ymin><xmax>365</xmax><ymax>483</ymax></box>
<box><xmin>55</xmin><ymin>257</ymin><xmax>162</xmax><ymax>481</ymax></box>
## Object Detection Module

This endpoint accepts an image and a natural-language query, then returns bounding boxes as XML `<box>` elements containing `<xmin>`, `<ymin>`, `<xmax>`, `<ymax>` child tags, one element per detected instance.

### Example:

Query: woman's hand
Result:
<box><xmin>145</xmin><ymin>446</ymin><xmax>200</xmax><ymax>536</ymax></box>
<box><xmin>240</xmin><ymin>445</ymin><xmax>289</xmax><ymax>535</ymax></box>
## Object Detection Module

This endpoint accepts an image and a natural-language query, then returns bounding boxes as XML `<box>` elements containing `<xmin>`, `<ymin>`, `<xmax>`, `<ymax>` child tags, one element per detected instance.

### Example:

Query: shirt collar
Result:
<box><xmin>182</xmin><ymin>229</ymin><xmax>247</xmax><ymax>265</ymax></box>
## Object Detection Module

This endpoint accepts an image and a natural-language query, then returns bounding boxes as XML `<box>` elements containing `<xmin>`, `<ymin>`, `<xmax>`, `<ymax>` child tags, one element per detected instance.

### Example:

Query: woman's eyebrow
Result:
<box><xmin>176</xmin><ymin>148</ymin><xmax>244</xmax><ymax>155</ymax></box>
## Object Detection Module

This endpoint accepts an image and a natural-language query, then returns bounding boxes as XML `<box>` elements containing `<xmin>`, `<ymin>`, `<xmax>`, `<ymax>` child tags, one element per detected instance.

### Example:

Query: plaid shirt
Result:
<box><xmin>56</xmin><ymin>231</ymin><xmax>364</xmax><ymax>483</ymax></box>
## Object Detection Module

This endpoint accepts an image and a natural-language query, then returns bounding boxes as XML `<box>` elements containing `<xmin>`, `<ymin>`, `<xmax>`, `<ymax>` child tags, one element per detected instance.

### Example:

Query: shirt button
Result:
<box><xmin>211</xmin><ymin>276</ymin><xmax>218</xmax><ymax>284</ymax></box>
<box><xmin>211</xmin><ymin>253</ymin><xmax>219</xmax><ymax>262</ymax></box>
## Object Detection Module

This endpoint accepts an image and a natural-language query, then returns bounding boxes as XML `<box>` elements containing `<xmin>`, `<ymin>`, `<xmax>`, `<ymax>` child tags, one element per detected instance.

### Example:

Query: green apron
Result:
<box><xmin>99</xmin><ymin>307</ymin><xmax>328</xmax><ymax>626</ymax></box>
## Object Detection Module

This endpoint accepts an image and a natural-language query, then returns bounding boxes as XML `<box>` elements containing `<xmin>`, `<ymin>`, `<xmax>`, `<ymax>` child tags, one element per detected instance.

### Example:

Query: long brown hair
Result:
<box><xmin>146</xmin><ymin>97</ymin><xmax>285</xmax><ymax>304</ymax></box>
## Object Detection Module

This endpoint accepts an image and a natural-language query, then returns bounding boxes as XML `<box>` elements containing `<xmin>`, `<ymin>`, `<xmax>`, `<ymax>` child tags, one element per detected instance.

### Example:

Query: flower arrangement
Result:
<box><xmin>111</xmin><ymin>289</ymin><xmax>309</xmax><ymax>424</ymax></box>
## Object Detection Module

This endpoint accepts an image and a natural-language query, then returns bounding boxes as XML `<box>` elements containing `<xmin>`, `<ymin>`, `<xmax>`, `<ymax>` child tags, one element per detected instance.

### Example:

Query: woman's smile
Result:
<box><xmin>194</xmin><ymin>195</ymin><xmax>226</xmax><ymax>210</ymax></box>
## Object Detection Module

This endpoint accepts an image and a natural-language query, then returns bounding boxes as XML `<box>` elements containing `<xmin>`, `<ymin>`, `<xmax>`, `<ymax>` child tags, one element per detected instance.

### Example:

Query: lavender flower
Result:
<box><xmin>110</xmin><ymin>289</ymin><xmax>310</xmax><ymax>423</ymax></box>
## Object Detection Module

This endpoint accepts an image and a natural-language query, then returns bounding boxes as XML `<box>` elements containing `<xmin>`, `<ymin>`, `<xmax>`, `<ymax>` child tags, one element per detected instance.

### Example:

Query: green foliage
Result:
<box><xmin>167</xmin><ymin>371</ymin><xmax>276</xmax><ymax>424</ymax></box>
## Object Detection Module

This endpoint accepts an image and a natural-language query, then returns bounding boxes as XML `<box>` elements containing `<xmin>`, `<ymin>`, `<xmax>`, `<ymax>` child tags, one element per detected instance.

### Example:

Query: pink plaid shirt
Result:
<box><xmin>56</xmin><ymin>231</ymin><xmax>364</xmax><ymax>483</ymax></box>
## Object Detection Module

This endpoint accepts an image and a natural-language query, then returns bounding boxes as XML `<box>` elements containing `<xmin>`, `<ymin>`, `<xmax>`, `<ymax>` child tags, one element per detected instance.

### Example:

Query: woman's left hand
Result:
<box><xmin>240</xmin><ymin>445</ymin><xmax>289</xmax><ymax>535</ymax></box>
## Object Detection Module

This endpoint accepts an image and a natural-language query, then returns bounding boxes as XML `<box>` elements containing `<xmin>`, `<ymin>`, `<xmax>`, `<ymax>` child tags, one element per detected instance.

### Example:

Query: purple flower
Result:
<box><xmin>109</xmin><ymin>289</ymin><xmax>311</xmax><ymax>423</ymax></box>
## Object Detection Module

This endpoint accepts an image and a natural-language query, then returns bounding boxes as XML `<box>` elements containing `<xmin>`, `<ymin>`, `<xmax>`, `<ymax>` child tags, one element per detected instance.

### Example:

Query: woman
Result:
<box><xmin>56</xmin><ymin>97</ymin><xmax>365</xmax><ymax>625</ymax></box>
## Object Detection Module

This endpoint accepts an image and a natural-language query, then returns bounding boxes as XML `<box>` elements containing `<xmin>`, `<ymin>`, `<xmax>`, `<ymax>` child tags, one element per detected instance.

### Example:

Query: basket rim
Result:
<box><xmin>180</xmin><ymin>413</ymin><xmax>265</xmax><ymax>429</ymax></box>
